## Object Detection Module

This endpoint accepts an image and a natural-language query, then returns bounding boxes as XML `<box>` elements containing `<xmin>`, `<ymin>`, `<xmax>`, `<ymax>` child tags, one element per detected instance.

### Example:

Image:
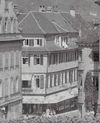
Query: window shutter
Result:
<box><xmin>40</xmin><ymin>75</ymin><xmax>44</xmax><ymax>89</ymax></box>
<box><xmin>29</xmin><ymin>39</ymin><xmax>31</xmax><ymax>46</ymax></box>
<box><xmin>40</xmin><ymin>39</ymin><xmax>42</xmax><ymax>46</ymax></box>
<box><xmin>40</xmin><ymin>55</ymin><xmax>43</xmax><ymax>65</ymax></box>
<box><xmin>31</xmin><ymin>39</ymin><xmax>34</xmax><ymax>46</ymax></box>
<box><xmin>34</xmin><ymin>55</ymin><xmax>36</xmax><ymax>65</ymax></box>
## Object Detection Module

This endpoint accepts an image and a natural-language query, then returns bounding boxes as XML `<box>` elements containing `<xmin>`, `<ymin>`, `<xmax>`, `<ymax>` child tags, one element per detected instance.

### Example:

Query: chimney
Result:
<box><xmin>47</xmin><ymin>6</ymin><xmax>52</xmax><ymax>12</ymax></box>
<box><xmin>70</xmin><ymin>9</ymin><xmax>75</xmax><ymax>17</ymax></box>
<box><xmin>39</xmin><ymin>5</ymin><xmax>46</xmax><ymax>12</ymax></box>
<box><xmin>70</xmin><ymin>5</ymin><xmax>75</xmax><ymax>17</ymax></box>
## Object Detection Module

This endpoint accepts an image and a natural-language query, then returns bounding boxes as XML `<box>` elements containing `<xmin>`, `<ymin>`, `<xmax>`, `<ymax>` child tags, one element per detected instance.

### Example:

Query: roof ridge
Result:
<box><xmin>18</xmin><ymin>11</ymin><xmax>31</xmax><ymax>25</ymax></box>
<box><xmin>31</xmin><ymin>12</ymin><xmax>46</xmax><ymax>34</ymax></box>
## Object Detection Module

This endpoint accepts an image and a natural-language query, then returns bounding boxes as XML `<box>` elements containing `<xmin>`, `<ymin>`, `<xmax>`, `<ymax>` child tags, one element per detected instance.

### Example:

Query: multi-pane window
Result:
<box><xmin>34</xmin><ymin>75</ymin><xmax>44</xmax><ymax>89</ymax></box>
<box><xmin>23</xmin><ymin>57</ymin><xmax>29</xmax><ymax>64</ymax></box>
<box><xmin>22</xmin><ymin>80</ymin><xmax>31</xmax><ymax>88</ymax></box>
<box><xmin>46</xmin><ymin>68</ymin><xmax>77</xmax><ymax>88</ymax></box>
<box><xmin>23</xmin><ymin>38</ymin><xmax>43</xmax><ymax>47</ymax></box>
<box><xmin>34</xmin><ymin>55</ymin><xmax>43</xmax><ymax>65</ymax></box>
<box><xmin>55</xmin><ymin>36</ymin><xmax>68</xmax><ymax>48</ymax></box>
<box><xmin>36</xmin><ymin>39</ymin><xmax>42</xmax><ymax>46</ymax></box>
<box><xmin>49</xmin><ymin>51</ymin><xmax>78</xmax><ymax>65</ymax></box>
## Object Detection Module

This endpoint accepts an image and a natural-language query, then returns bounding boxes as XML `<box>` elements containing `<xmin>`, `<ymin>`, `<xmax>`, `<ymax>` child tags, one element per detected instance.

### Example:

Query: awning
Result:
<box><xmin>23</xmin><ymin>88</ymin><xmax>78</xmax><ymax>104</ymax></box>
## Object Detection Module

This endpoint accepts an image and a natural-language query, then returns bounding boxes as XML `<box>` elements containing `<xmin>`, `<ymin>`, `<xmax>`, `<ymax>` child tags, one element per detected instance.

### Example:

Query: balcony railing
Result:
<box><xmin>0</xmin><ymin>93</ymin><xmax>22</xmax><ymax>106</ymax></box>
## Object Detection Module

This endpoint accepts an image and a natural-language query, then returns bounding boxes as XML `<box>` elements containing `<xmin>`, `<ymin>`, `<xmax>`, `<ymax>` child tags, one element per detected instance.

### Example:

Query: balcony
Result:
<box><xmin>46</xmin><ymin>81</ymin><xmax>78</xmax><ymax>95</ymax></box>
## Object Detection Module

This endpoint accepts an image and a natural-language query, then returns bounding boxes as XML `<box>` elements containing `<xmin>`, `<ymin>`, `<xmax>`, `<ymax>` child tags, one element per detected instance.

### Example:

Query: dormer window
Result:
<box><xmin>55</xmin><ymin>36</ymin><xmax>68</xmax><ymax>48</ymax></box>
<box><xmin>36</xmin><ymin>38</ymin><xmax>42</xmax><ymax>46</ymax></box>
<box><xmin>23</xmin><ymin>38</ymin><xmax>43</xmax><ymax>47</ymax></box>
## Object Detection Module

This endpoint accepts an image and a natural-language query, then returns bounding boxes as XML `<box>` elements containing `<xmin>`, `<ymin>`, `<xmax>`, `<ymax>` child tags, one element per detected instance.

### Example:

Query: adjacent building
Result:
<box><xmin>0</xmin><ymin>0</ymin><xmax>23</xmax><ymax>120</ymax></box>
<box><xmin>77</xmin><ymin>29</ymin><xmax>99</xmax><ymax>117</ymax></box>
<box><xmin>18</xmin><ymin>11</ymin><xmax>79</xmax><ymax>115</ymax></box>
<box><xmin>0</xmin><ymin>34</ymin><xmax>23</xmax><ymax>120</ymax></box>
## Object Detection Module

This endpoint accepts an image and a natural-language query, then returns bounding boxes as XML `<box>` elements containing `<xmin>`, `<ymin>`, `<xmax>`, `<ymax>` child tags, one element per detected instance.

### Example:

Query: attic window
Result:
<box><xmin>55</xmin><ymin>36</ymin><xmax>68</xmax><ymax>48</ymax></box>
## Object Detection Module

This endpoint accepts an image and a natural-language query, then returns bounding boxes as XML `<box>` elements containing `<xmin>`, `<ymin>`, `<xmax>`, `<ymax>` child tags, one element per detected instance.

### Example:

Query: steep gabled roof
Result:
<box><xmin>32</xmin><ymin>12</ymin><xmax>59</xmax><ymax>34</ymax></box>
<box><xmin>12</xmin><ymin>0</ymin><xmax>52</xmax><ymax>13</ymax></box>
<box><xmin>18</xmin><ymin>11</ymin><xmax>77</xmax><ymax>35</ymax></box>
<box><xmin>18</xmin><ymin>12</ymin><xmax>44</xmax><ymax>34</ymax></box>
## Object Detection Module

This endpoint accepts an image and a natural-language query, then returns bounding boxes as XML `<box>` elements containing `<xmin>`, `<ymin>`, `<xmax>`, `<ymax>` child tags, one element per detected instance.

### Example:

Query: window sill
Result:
<box><xmin>22</xmin><ymin>88</ymin><xmax>33</xmax><ymax>91</ymax></box>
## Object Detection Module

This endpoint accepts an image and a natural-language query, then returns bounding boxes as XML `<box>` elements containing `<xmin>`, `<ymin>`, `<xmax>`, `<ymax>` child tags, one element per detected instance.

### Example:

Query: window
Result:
<box><xmin>5</xmin><ymin>53</ymin><xmax>9</xmax><ymax>69</ymax></box>
<box><xmin>23</xmin><ymin>57</ymin><xmax>29</xmax><ymax>64</ymax></box>
<box><xmin>23</xmin><ymin>39</ymin><xmax>34</xmax><ymax>46</ymax></box>
<box><xmin>69</xmin><ymin>70</ymin><xmax>73</xmax><ymax>84</ymax></box>
<box><xmin>34</xmin><ymin>55</ymin><xmax>43</xmax><ymax>65</ymax></box>
<box><xmin>22</xmin><ymin>80</ymin><xmax>31</xmax><ymax>88</ymax></box>
<box><xmin>35</xmin><ymin>38</ymin><xmax>42</xmax><ymax>46</ymax></box>
<box><xmin>36</xmin><ymin>76</ymin><xmax>39</xmax><ymax>88</ymax></box>
<box><xmin>55</xmin><ymin>36</ymin><xmax>68</xmax><ymax>48</ymax></box>
<box><xmin>93</xmin><ymin>51</ymin><xmax>99</xmax><ymax>62</ymax></box>
<box><xmin>93</xmin><ymin>76</ymin><xmax>98</xmax><ymax>91</ymax></box>
<box><xmin>79</xmin><ymin>51</ymin><xmax>82</xmax><ymax>62</ymax></box>
<box><xmin>34</xmin><ymin>75</ymin><xmax>44</xmax><ymax>89</ymax></box>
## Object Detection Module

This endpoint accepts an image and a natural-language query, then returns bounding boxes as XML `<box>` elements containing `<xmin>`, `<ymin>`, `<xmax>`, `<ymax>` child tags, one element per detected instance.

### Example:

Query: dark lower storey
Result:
<box><xmin>22</xmin><ymin>96</ymin><xmax>78</xmax><ymax>115</ymax></box>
